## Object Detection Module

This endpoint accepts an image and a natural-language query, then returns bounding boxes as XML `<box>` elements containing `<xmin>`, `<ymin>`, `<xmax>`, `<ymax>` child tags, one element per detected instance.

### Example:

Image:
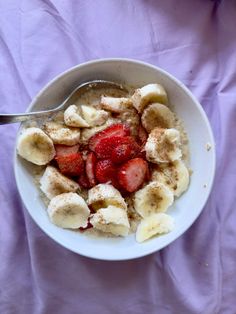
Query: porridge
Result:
<box><xmin>16</xmin><ymin>83</ymin><xmax>190</xmax><ymax>243</ymax></box>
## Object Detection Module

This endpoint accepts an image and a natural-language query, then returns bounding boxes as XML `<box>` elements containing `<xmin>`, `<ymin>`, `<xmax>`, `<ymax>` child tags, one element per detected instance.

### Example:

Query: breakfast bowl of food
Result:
<box><xmin>14</xmin><ymin>58</ymin><xmax>215</xmax><ymax>260</ymax></box>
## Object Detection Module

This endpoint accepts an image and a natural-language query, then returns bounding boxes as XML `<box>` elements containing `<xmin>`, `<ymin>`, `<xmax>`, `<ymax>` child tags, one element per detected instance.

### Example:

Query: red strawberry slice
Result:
<box><xmin>89</xmin><ymin>123</ymin><xmax>130</xmax><ymax>152</ymax></box>
<box><xmin>55</xmin><ymin>153</ymin><xmax>84</xmax><ymax>176</ymax></box>
<box><xmin>95</xmin><ymin>159</ymin><xmax>118</xmax><ymax>186</ymax></box>
<box><xmin>111</xmin><ymin>144</ymin><xmax>132</xmax><ymax>164</ymax></box>
<box><xmin>111</xmin><ymin>138</ymin><xmax>140</xmax><ymax>164</ymax></box>
<box><xmin>118</xmin><ymin>158</ymin><xmax>148</xmax><ymax>193</ymax></box>
<box><xmin>93</xmin><ymin>136</ymin><xmax>122</xmax><ymax>159</ymax></box>
<box><xmin>93</xmin><ymin>135</ymin><xmax>123</xmax><ymax>159</ymax></box>
<box><xmin>78</xmin><ymin>173</ymin><xmax>91</xmax><ymax>189</ymax></box>
<box><xmin>86</xmin><ymin>152</ymin><xmax>97</xmax><ymax>187</ymax></box>
<box><xmin>137</xmin><ymin>125</ymin><xmax>148</xmax><ymax>146</ymax></box>
<box><xmin>94</xmin><ymin>135</ymin><xmax>140</xmax><ymax>159</ymax></box>
<box><xmin>55</xmin><ymin>144</ymin><xmax>80</xmax><ymax>157</ymax></box>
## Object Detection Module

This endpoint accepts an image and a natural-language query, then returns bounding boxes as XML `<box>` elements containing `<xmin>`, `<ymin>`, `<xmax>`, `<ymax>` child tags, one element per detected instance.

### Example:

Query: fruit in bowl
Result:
<box><xmin>16</xmin><ymin>82</ymin><xmax>190</xmax><ymax>243</ymax></box>
<box><xmin>14</xmin><ymin>59</ymin><xmax>215</xmax><ymax>260</ymax></box>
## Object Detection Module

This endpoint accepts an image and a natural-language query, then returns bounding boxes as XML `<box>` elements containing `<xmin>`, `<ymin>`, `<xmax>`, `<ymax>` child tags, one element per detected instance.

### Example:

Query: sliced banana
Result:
<box><xmin>40</xmin><ymin>166</ymin><xmax>79</xmax><ymax>200</ymax></box>
<box><xmin>134</xmin><ymin>182</ymin><xmax>174</xmax><ymax>218</ymax></box>
<box><xmin>100</xmin><ymin>96</ymin><xmax>133</xmax><ymax>113</ymax></box>
<box><xmin>17</xmin><ymin>127</ymin><xmax>55</xmax><ymax>165</ymax></box>
<box><xmin>132</xmin><ymin>83</ymin><xmax>168</xmax><ymax>112</ymax></box>
<box><xmin>80</xmin><ymin>118</ymin><xmax>119</xmax><ymax>143</ymax></box>
<box><xmin>88</xmin><ymin>183</ymin><xmax>127</xmax><ymax>211</ymax></box>
<box><xmin>81</xmin><ymin>105</ymin><xmax>109</xmax><ymax>127</ymax></box>
<box><xmin>64</xmin><ymin>104</ymin><xmax>89</xmax><ymax>127</ymax></box>
<box><xmin>141</xmin><ymin>103</ymin><xmax>175</xmax><ymax>133</ymax></box>
<box><xmin>47</xmin><ymin>192</ymin><xmax>90</xmax><ymax>229</ymax></box>
<box><xmin>90</xmin><ymin>206</ymin><xmax>130</xmax><ymax>236</ymax></box>
<box><xmin>152</xmin><ymin>160</ymin><xmax>190</xmax><ymax>197</ymax></box>
<box><xmin>43</xmin><ymin>121</ymin><xmax>81</xmax><ymax>145</ymax></box>
<box><xmin>136</xmin><ymin>213</ymin><xmax>174</xmax><ymax>243</ymax></box>
<box><xmin>145</xmin><ymin>127</ymin><xmax>182</xmax><ymax>163</ymax></box>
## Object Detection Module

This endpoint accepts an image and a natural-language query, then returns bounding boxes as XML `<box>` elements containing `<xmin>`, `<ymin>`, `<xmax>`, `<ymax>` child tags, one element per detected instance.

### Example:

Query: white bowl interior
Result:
<box><xmin>14</xmin><ymin>59</ymin><xmax>215</xmax><ymax>260</ymax></box>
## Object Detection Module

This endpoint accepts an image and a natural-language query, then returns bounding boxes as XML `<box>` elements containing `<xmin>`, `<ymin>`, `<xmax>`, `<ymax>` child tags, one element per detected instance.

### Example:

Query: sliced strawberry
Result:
<box><xmin>118</xmin><ymin>158</ymin><xmax>148</xmax><ymax>193</ymax></box>
<box><xmin>111</xmin><ymin>144</ymin><xmax>132</xmax><ymax>164</ymax></box>
<box><xmin>55</xmin><ymin>144</ymin><xmax>79</xmax><ymax>157</ymax></box>
<box><xmin>93</xmin><ymin>135</ymin><xmax>123</xmax><ymax>159</ymax></box>
<box><xmin>81</xmin><ymin>150</ymin><xmax>89</xmax><ymax>161</ymax></box>
<box><xmin>89</xmin><ymin>123</ymin><xmax>130</xmax><ymax>152</ymax></box>
<box><xmin>78</xmin><ymin>173</ymin><xmax>91</xmax><ymax>189</ymax></box>
<box><xmin>86</xmin><ymin>152</ymin><xmax>97</xmax><ymax>187</ymax></box>
<box><xmin>95</xmin><ymin>159</ymin><xmax>118</xmax><ymax>186</ymax></box>
<box><xmin>94</xmin><ymin>135</ymin><xmax>140</xmax><ymax>159</ymax></box>
<box><xmin>111</xmin><ymin>138</ymin><xmax>140</xmax><ymax>164</ymax></box>
<box><xmin>55</xmin><ymin>153</ymin><xmax>84</xmax><ymax>176</ymax></box>
<box><xmin>137</xmin><ymin>125</ymin><xmax>148</xmax><ymax>146</ymax></box>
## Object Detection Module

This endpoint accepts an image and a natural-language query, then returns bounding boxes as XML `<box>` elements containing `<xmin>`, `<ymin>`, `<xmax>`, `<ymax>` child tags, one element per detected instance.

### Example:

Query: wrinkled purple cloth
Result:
<box><xmin>0</xmin><ymin>1</ymin><xmax>235</xmax><ymax>313</ymax></box>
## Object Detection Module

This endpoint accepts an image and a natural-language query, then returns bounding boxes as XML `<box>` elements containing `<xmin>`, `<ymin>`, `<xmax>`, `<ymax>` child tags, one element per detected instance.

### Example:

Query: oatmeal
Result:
<box><xmin>16</xmin><ymin>83</ymin><xmax>190</xmax><ymax>243</ymax></box>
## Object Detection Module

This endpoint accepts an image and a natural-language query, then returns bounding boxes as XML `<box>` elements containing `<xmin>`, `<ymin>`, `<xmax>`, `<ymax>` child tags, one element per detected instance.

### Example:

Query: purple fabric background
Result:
<box><xmin>0</xmin><ymin>1</ymin><xmax>235</xmax><ymax>313</ymax></box>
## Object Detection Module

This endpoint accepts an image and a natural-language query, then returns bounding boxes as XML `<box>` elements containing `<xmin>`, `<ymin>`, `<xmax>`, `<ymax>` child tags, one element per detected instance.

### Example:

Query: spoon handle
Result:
<box><xmin>0</xmin><ymin>80</ymin><xmax>127</xmax><ymax>125</ymax></box>
<box><xmin>0</xmin><ymin>109</ymin><xmax>57</xmax><ymax>125</ymax></box>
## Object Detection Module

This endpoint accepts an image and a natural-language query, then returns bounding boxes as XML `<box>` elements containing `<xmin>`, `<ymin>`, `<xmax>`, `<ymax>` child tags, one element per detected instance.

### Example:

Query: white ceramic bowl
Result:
<box><xmin>14</xmin><ymin>59</ymin><xmax>215</xmax><ymax>260</ymax></box>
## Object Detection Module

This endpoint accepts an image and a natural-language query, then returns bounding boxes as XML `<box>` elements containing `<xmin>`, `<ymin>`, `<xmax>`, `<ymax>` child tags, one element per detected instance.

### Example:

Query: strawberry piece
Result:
<box><xmin>137</xmin><ymin>125</ymin><xmax>148</xmax><ymax>146</ymax></box>
<box><xmin>78</xmin><ymin>173</ymin><xmax>91</xmax><ymax>189</ymax></box>
<box><xmin>55</xmin><ymin>144</ymin><xmax>79</xmax><ymax>157</ymax></box>
<box><xmin>94</xmin><ymin>135</ymin><xmax>140</xmax><ymax>159</ymax></box>
<box><xmin>95</xmin><ymin>159</ymin><xmax>118</xmax><ymax>186</ymax></box>
<box><xmin>111</xmin><ymin>137</ymin><xmax>140</xmax><ymax>164</ymax></box>
<box><xmin>89</xmin><ymin>123</ymin><xmax>130</xmax><ymax>152</ymax></box>
<box><xmin>56</xmin><ymin>153</ymin><xmax>84</xmax><ymax>176</ymax></box>
<box><xmin>86</xmin><ymin>152</ymin><xmax>97</xmax><ymax>187</ymax></box>
<box><xmin>111</xmin><ymin>144</ymin><xmax>132</xmax><ymax>164</ymax></box>
<box><xmin>93</xmin><ymin>135</ymin><xmax>123</xmax><ymax>158</ymax></box>
<box><xmin>118</xmin><ymin>158</ymin><xmax>148</xmax><ymax>193</ymax></box>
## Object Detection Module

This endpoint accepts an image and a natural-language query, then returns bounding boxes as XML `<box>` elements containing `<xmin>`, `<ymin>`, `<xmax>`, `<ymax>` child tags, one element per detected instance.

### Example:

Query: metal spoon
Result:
<box><xmin>0</xmin><ymin>80</ymin><xmax>127</xmax><ymax>125</ymax></box>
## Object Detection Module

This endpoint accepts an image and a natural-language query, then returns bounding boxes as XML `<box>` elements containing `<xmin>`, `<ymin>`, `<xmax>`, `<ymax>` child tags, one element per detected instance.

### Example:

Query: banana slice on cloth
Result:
<box><xmin>141</xmin><ymin>103</ymin><xmax>175</xmax><ymax>133</ymax></box>
<box><xmin>100</xmin><ymin>96</ymin><xmax>133</xmax><ymax>113</ymax></box>
<box><xmin>47</xmin><ymin>192</ymin><xmax>90</xmax><ymax>229</ymax></box>
<box><xmin>134</xmin><ymin>181</ymin><xmax>174</xmax><ymax>218</ymax></box>
<box><xmin>43</xmin><ymin>121</ymin><xmax>81</xmax><ymax>145</ymax></box>
<box><xmin>88</xmin><ymin>183</ymin><xmax>127</xmax><ymax>211</ymax></box>
<box><xmin>40</xmin><ymin>166</ymin><xmax>79</xmax><ymax>200</ymax></box>
<box><xmin>90</xmin><ymin>205</ymin><xmax>130</xmax><ymax>236</ymax></box>
<box><xmin>145</xmin><ymin>127</ymin><xmax>182</xmax><ymax>163</ymax></box>
<box><xmin>132</xmin><ymin>83</ymin><xmax>168</xmax><ymax>112</ymax></box>
<box><xmin>17</xmin><ymin>127</ymin><xmax>55</xmax><ymax>165</ymax></box>
<box><xmin>152</xmin><ymin>160</ymin><xmax>190</xmax><ymax>197</ymax></box>
<box><xmin>64</xmin><ymin>105</ymin><xmax>89</xmax><ymax>127</ymax></box>
<box><xmin>136</xmin><ymin>213</ymin><xmax>174</xmax><ymax>243</ymax></box>
<box><xmin>81</xmin><ymin>105</ymin><xmax>109</xmax><ymax>127</ymax></box>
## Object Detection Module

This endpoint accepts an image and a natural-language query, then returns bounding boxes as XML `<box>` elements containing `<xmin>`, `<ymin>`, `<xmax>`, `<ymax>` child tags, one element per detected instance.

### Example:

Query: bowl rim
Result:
<box><xmin>14</xmin><ymin>58</ymin><xmax>216</xmax><ymax>260</ymax></box>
